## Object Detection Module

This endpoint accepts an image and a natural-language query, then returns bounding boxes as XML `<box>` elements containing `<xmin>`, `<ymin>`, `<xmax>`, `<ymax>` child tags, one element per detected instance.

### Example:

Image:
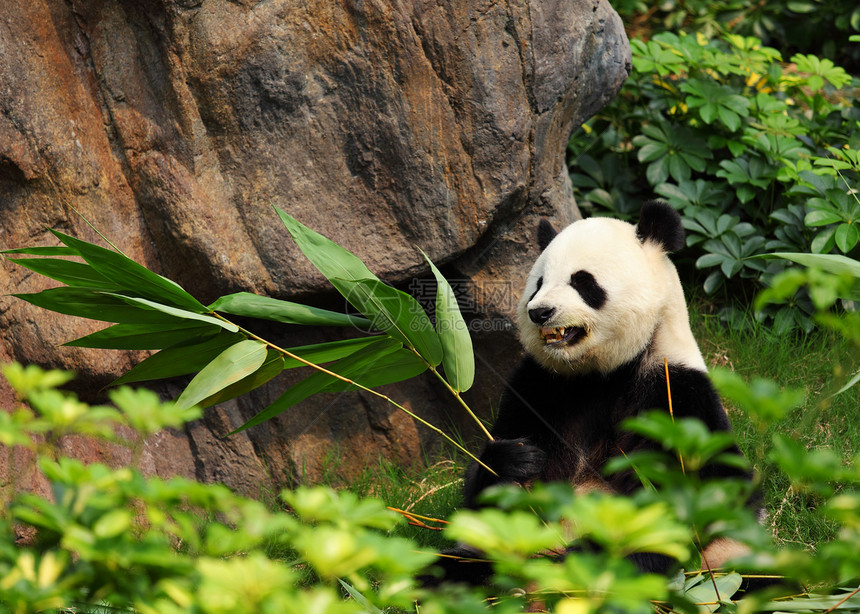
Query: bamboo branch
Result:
<box><xmin>209</xmin><ymin>312</ymin><xmax>497</xmax><ymax>477</ymax></box>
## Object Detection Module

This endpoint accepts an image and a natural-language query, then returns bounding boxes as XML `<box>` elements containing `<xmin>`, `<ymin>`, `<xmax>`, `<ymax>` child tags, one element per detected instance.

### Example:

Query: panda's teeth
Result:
<box><xmin>540</xmin><ymin>326</ymin><xmax>566</xmax><ymax>344</ymax></box>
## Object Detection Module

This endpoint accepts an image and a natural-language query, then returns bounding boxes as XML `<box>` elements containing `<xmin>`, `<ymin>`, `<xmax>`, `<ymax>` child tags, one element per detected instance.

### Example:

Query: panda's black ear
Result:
<box><xmin>635</xmin><ymin>200</ymin><xmax>685</xmax><ymax>253</ymax></box>
<box><xmin>538</xmin><ymin>218</ymin><xmax>558</xmax><ymax>251</ymax></box>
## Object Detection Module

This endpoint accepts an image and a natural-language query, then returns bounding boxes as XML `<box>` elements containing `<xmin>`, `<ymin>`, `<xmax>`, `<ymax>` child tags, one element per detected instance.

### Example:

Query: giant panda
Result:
<box><xmin>433</xmin><ymin>200</ymin><xmax>754</xmax><ymax>584</ymax></box>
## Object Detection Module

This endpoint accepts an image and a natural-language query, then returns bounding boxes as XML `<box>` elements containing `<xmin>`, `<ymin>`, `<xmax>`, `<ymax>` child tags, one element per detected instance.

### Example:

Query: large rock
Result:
<box><xmin>0</xmin><ymin>0</ymin><xmax>630</xmax><ymax>495</ymax></box>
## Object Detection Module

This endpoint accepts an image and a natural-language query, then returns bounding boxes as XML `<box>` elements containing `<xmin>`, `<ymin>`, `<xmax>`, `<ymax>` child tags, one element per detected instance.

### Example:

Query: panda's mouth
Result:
<box><xmin>539</xmin><ymin>326</ymin><xmax>587</xmax><ymax>346</ymax></box>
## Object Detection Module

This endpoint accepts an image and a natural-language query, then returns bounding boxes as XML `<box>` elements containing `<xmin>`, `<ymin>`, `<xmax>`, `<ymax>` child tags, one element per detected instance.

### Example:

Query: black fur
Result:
<box><xmin>538</xmin><ymin>218</ymin><xmax>558</xmax><ymax>251</ymax></box>
<box><xmin>467</xmin><ymin>355</ymin><xmax>745</xmax><ymax>507</ymax></box>
<box><xmin>430</xmin><ymin>353</ymin><xmax>751</xmax><ymax>584</ymax></box>
<box><xmin>635</xmin><ymin>200</ymin><xmax>685</xmax><ymax>253</ymax></box>
<box><xmin>570</xmin><ymin>270</ymin><xmax>607</xmax><ymax>310</ymax></box>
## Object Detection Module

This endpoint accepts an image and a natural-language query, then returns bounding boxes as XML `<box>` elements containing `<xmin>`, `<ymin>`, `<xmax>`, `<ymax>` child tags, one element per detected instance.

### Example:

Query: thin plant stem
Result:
<box><xmin>425</xmin><ymin>362</ymin><xmax>494</xmax><ymax>441</ymax></box>
<box><xmin>823</xmin><ymin>585</ymin><xmax>860</xmax><ymax>614</ymax></box>
<box><xmin>664</xmin><ymin>357</ymin><xmax>686</xmax><ymax>474</ymax></box>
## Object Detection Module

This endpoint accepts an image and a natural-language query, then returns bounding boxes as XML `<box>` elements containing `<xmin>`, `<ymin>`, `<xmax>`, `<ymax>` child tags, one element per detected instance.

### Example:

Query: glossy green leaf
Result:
<box><xmin>49</xmin><ymin>229</ymin><xmax>206</xmax><ymax>313</ymax></box>
<box><xmin>446</xmin><ymin>508</ymin><xmax>562</xmax><ymax>557</ymax></box>
<box><xmin>280</xmin><ymin>336</ymin><xmax>385</xmax><ymax>369</ymax></box>
<box><xmin>274</xmin><ymin>207</ymin><xmax>380</xmax><ymax>284</ymax></box>
<box><xmin>834</xmin><ymin>223</ymin><xmax>859</xmax><ymax>253</ymax></box>
<box><xmin>197</xmin><ymin>349</ymin><xmax>285</xmax><ymax>409</ymax></box>
<box><xmin>175</xmin><ymin>340</ymin><xmax>269</xmax><ymax>411</ymax></box>
<box><xmin>420</xmin><ymin>250</ymin><xmax>474</xmax><ymax>392</ymax></box>
<box><xmin>13</xmin><ymin>288</ymin><xmax>185</xmax><ymax>325</ymax></box>
<box><xmin>2</xmin><ymin>246</ymin><xmax>78</xmax><ymax>256</ymax></box>
<box><xmin>761</xmin><ymin>252</ymin><xmax>860</xmax><ymax>278</ymax></box>
<box><xmin>786</xmin><ymin>0</ymin><xmax>815</xmax><ymax>12</ymax></box>
<box><xmin>111</xmin><ymin>332</ymin><xmax>246</xmax><ymax>386</ymax></box>
<box><xmin>333</xmin><ymin>277</ymin><xmax>442</xmax><ymax>366</ymax></box>
<box><xmin>7</xmin><ymin>258</ymin><xmax>117</xmax><ymax>289</ymax></box>
<box><xmin>233</xmin><ymin>338</ymin><xmax>427</xmax><ymax>433</ymax></box>
<box><xmin>811</xmin><ymin>226</ymin><xmax>837</xmax><ymax>253</ymax></box>
<box><xmin>233</xmin><ymin>338</ymin><xmax>400</xmax><ymax>433</ymax></box>
<box><xmin>105</xmin><ymin>294</ymin><xmax>238</xmax><ymax>333</ymax></box>
<box><xmin>637</xmin><ymin>142</ymin><xmax>666</xmax><ymax>163</ymax></box>
<box><xmin>646</xmin><ymin>155</ymin><xmax>669</xmax><ymax>185</ymax></box>
<box><xmin>684</xmin><ymin>572</ymin><xmax>743</xmax><ymax>611</ymax></box>
<box><xmin>321</xmin><ymin>345</ymin><xmax>428</xmax><ymax>393</ymax></box>
<box><xmin>64</xmin><ymin>322</ymin><xmax>220</xmax><ymax>350</ymax></box>
<box><xmin>756</xmin><ymin>589</ymin><xmax>860</xmax><ymax>612</ymax></box>
<box><xmin>703</xmin><ymin>270</ymin><xmax>724</xmax><ymax>294</ymax></box>
<box><xmin>208</xmin><ymin>292</ymin><xmax>372</xmax><ymax>329</ymax></box>
<box><xmin>805</xmin><ymin>209</ymin><xmax>843</xmax><ymax>227</ymax></box>
<box><xmin>695</xmin><ymin>253</ymin><xmax>724</xmax><ymax>269</ymax></box>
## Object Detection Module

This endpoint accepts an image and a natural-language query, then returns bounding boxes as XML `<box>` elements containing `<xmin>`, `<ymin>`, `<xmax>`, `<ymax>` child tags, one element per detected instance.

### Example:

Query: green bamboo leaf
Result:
<box><xmin>2</xmin><ymin>246</ymin><xmax>78</xmax><ymax>256</ymax></box>
<box><xmin>420</xmin><ymin>250</ymin><xmax>474</xmax><ymax>392</ymax></box>
<box><xmin>274</xmin><ymin>208</ymin><xmax>443</xmax><ymax>361</ymax></box>
<box><xmin>105</xmin><ymin>294</ymin><xmax>238</xmax><ymax>333</ymax></box>
<box><xmin>280</xmin><ymin>336</ymin><xmax>385</xmax><ymax>369</ymax></box>
<box><xmin>274</xmin><ymin>207</ymin><xmax>380</xmax><ymax>284</ymax></box>
<box><xmin>755</xmin><ymin>590</ymin><xmax>860</xmax><ymax>612</ymax></box>
<box><xmin>175</xmin><ymin>340</ymin><xmax>269</xmax><ymax>411</ymax></box>
<box><xmin>13</xmin><ymin>288</ymin><xmax>185</xmax><ymax>325</ymax></box>
<box><xmin>233</xmin><ymin>338</ymin><xmax>400</xmax><ymax>433</ymax></box>
<box><xmin>208</xmin><ymin>292</ymin><xmax>372</xmax><ymax>329</ymax></box>
<box><xmin>333</xmin><ymin>277</ymin><xmax>442</xmax><ymax>366</ymax></box>
<box><xmin>233</xmin><ymin>337</ymin><xmax>426</xmax><ymax>433</ymax></box>
<box><xmin>7</xmin><ymin>258</ymin><xmax>117</xmax><ymax>289</ymax></box>
<box><xmin>64</xmin><ymin>322</ymin><xmax>221</xmax><ymax>350</ymax></box>
<box><xmin>321</xmin><ymin>346</ymin><xmax>428</xmax><ymax>393</ymax></box>
<box><xmin>49</xmin><ymin>229</ymin><xmax>206</xmax><ymax>313</ymax></box>
<box><xmin>198</xmin><ymin>349</ymin><xmax>285</xmax><ymax>409</ymax></box>
<box><xmin>111</xmin><ymin>332</ymin><xmax>246</xmax><ymax>386</ymax></box>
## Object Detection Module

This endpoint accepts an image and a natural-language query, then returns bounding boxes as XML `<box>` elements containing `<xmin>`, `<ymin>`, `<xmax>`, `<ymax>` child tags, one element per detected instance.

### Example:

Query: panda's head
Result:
<box><xmin>517</xmin><ymin>201</ymin><xmax>704</xmax><ymax>375</ymax></box>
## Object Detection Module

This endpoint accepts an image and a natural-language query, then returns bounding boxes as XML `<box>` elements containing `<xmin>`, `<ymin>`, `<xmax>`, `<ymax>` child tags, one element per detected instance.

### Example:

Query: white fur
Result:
<box><xmin>517</xmin><ymin>217</ymin><xmax>706</xmax><ymax>375</ymax></box>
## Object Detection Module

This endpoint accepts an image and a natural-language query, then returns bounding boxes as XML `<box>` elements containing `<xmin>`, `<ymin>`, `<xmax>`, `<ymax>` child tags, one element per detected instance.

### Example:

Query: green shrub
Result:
<box><xmin>2</xmin><ymin>357</ymin><xmax>859</xmax><ymax>613</ymax></box>
<box><xmin>614</xmin><ymin>0</ymin><xmax>860</xmax><ymax>70</ymax></box>
<box><xmin>569</xmin><ymin>31</ymin><xmax>860</xmax><ymax>330</ymax></box>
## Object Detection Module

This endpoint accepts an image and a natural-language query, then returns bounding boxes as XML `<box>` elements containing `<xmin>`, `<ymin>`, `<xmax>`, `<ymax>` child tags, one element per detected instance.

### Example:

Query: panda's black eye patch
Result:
<box><xmin>570</xmin><ymin>271</ymin><xmax>606</xmax><ymax>309</ymax></box>
<box><xmin>528</xmin><ymin>276</ymin><xmax>543</xmax><ymax>302</ymax></box>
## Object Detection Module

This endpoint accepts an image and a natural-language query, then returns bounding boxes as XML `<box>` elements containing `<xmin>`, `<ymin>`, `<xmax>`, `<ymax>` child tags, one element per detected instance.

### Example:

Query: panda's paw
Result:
<box><xmin>481</xmin><ymin>438</ymin><xmax>547</xmax><ymax>484</ymax></box>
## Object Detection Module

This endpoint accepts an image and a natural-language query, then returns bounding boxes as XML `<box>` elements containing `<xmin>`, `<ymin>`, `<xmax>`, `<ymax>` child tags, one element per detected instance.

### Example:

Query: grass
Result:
<box><xmin>349</xmin><ymin>457</ymin><xmax>463</xmax><ymax>551</ymax></box>
<box><xmin>691</xmin><ymin>302</ymin><xmax>860</xmax><ymax>552</ymax></box>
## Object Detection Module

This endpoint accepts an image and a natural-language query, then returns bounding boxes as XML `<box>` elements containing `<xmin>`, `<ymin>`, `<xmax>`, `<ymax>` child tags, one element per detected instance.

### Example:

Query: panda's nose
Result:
<box><xmin>528</xmin><ymin>307</ymin><xmax>555</xmax><ymax>324</ymax></box>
